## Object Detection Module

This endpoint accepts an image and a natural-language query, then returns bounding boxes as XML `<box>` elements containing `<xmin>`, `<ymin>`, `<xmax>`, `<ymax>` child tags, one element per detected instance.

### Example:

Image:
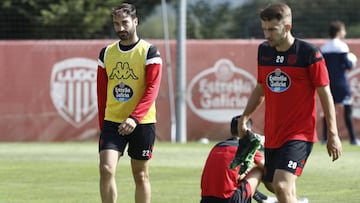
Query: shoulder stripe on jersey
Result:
<box><xmin>147</xmin><ymin>45</ymin><xmax>160</xmax><ymax>59</ymax></box>
<box><xmin>98</xmin><ymin>59</ymin><xmax>105</xmax><ymax>68</ymax></box>
<box><xmin>98</xmin><ymin>47</ymin><xmax>106</xmax><ymax>61</ymax></box>
<box><xmin>98</xmin><ymin>46</ymin><xmax>107</xmax><ymax>68</ymax></box>
<box><xmin>146</xmin><ymin>56</ymin><xmax>162</xmax><ymax>65</ymax></box>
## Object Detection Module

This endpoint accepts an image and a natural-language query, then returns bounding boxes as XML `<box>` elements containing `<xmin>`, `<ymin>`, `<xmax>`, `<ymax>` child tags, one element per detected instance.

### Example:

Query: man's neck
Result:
<box><xmin>276</xmin><ymin>34</ymin><xmax>295</xmax><ymax>52</ymax></box>
<box><xmin>120</xmin><ymin>35</ymin><xmax>139</xmax><ymax>46</ymax></box>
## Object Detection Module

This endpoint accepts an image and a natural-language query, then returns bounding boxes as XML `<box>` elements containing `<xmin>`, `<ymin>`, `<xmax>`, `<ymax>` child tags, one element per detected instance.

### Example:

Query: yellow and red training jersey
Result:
<box><xmin>97</xmin><ymin>39</ymin><xmax>162</xmax><ymax>129</ymax></box>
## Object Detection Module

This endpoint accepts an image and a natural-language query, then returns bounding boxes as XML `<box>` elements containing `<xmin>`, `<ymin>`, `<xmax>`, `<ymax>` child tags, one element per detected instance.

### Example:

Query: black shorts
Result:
<box><xmin>200</xmin><ymin>180</ymin><xmax>252</xmax><ymax>203</ymax></box>
<box><xmin>98</xmin><ymin>120</ymin><xmax>156</xmax><ymax>160</ymax></box>
<box><xmin>263</xmin><ymin>140</ymin><xmax>313</xmax><ymax>182</ymax></box>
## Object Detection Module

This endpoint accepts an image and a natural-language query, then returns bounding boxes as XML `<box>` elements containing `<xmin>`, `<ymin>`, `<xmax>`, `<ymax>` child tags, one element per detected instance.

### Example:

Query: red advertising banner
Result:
<box><xmin>1</xmin><ymin>39</ymin><xmax>360</xmax><ymax>142</ymax></box>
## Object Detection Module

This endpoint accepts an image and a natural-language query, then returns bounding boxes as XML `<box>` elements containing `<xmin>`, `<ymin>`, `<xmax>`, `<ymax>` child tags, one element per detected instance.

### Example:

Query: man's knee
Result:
<box><xmin>131</xmin><ymin>159</ymin><xmax>150</xmax><ymax>183</ymax></box>
<box><xmin>132</xmin><ymin>170</ymin><xmax>149</xmax><ymax>184</ymax></box>
<box><xmin>272</xmin><ymin>180</ymin><xmax>295</xmax><ymax>196</ymax></box>
<box><xmin>100</xmin><ymin>163</ymin><xmax>117</xmax><ymax>178</ymax></box>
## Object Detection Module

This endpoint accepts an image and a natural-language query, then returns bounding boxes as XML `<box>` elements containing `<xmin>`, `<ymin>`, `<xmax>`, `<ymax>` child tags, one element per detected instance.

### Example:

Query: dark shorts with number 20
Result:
<box><xmin>263</xmin><ymin>140</ymin><xmax>313</xmax><ymax>182</ymax></box>
<box><xmin>98</xmin><ymin>120</ymin><xmax>156</xmax><ymax>160</ymax></box>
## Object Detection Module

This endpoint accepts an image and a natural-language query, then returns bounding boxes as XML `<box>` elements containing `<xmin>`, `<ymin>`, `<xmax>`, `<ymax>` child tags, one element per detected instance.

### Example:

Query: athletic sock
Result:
<box><xmin>253</xmin><ymin>190</ymin><xmax>267</xmax><ymax>202</ymax></box>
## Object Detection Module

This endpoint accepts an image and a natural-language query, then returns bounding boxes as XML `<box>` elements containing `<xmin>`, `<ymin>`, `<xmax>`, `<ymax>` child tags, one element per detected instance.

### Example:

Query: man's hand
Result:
<box><xmin>229</xmin><ymin>130</ymin><xmax>262</xmax><ymax>176</ymax></box>
<box><xmin>237</xmin><ymin>116</ymin><xmax>249</xmax><ymax>139</ymax></box>
<box><xmin>326</xmin><ymin>134</ymin><xmax>342</xmax><ymax>161</ymax></box>
<box><xmin>118</xmin><ymin>117</ymin><xmax>137</xmax><ymax>136</ymax></box>
<box><xmin>316</xmin><ymin>85</ymin><xmax>343</xmax><ymax>162</ymax></box>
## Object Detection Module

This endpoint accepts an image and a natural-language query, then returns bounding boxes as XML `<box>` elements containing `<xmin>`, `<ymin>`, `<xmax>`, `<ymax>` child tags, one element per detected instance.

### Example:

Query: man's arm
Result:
<box><xmin>130</xmin><ymin>63</ymin><xmax>162</xmax><ymax>122</ymax></box>
<box><xmin>97</xmin><ymin>48</ymin><xmax>108</xmax><ymax>130</ymax></box>
<box><xmin>238</xmin><ymin>83</ymin><xmax>265</xmax><ymax>136</ymax></box>
<box><xmin>118</xmin><ymin>45</ymin><xmax>162</xmax><ymax>135</ymax></box>
<box><xmin>317</xmin><ymin>85</ymin><xmax>342</xmax><ymax>161</ymax></box>
<box><xmin>118</xmin><ymin>63</ymin><xmax>162</xmax><ymax>136</ymax></box>
<box><xmin>130</xmin><ymin>45</ymin><xmax>162</xmax><ymax>123</ymax></box>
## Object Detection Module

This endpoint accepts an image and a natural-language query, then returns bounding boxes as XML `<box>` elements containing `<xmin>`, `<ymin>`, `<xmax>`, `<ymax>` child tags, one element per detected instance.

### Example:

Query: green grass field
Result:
<box><xmin>0</xmin><ymin>141</ymin><xmax>359</xmax><ymax>203</ymax></box>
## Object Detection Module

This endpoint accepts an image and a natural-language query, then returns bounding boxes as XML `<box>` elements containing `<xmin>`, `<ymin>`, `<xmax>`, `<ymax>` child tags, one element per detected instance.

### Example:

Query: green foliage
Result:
<box><xmin>1</xmin><ymin>0</ymin><xmax>360</xmax><ymax>39</ymax></box>
<box><xmin>230</xmin><ymin>0</ymin><xmax>360</xmax><ymax>38</ymax></box>
<box><xmin>284</xmin><ymin>0</ymin><xmax>360</xmax><ymax>38</ymax></box>
<box><xmin>0</xmin><ymin>0</ymin><xmax>116</xmax><ymax>39</ymax></box>
<box><xmin>347</xmin><ymin>24</ymin><xmax>360</xmax><ymax>38</ymax></box>
<box><xmin>0</xmin><ymin>0</ymin><xmax>163</xmax><ymax>39</ymax></box>
<box><xmin>189</xmin><ymin>0</ymin><xmax>360</xmax><ymax>39</ymax></box>
<box><xmin>37</xmin><ymin>0</ymin><xmax>113</xmax><ymax>38</ymax></box>
<box><xmin>187</xmin><ymin>0</ymin><xmax>234</xmax><ymax>39</ymax></box>
<box><xmin>137</xmin><ymin>5</ymin><xmax>177</xmax><ymax>39</ymax></box>
<box><xmin>229</xmin><ymin>0</ymin><xmax>273</xmax><ymax>38</ymax></box>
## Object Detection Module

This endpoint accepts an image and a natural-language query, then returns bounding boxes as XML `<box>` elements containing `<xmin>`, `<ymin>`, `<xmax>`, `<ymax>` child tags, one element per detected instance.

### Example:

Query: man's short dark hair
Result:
<box><xmin>112</xmin><ymin>3</ymin><xmax>137</xmax><ymax>19</ymax></box>
<box><xmin>260</xmin><ymin>2</ymin><xmax>292</xmax><ymax>23</ymax></box>
<box><xmin>230</xmin><ymin>115</ymin><xmax>253</xmax><ymax>135</ymax></box>
<box><xmin>328</xmin><ymin>20</ymin><xmax>345</xmax><ymax>39</ymax></box>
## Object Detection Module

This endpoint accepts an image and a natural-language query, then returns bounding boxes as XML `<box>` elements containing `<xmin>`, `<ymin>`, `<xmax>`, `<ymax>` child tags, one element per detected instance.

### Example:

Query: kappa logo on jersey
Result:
<box><xmin>267</xmin><ymin>68</ymin><xmax>291</xmax><ymax>93</ymax></box>
<box><xmin>113</xmin><ymin>82</ymin><xmax>134</xmax><ymax>102</ymax></box>
<box><xmin>50</xmin><ymin>57</ymin><xmax>98</xmax><ymax>128</ymax></box>
<box><xmin>109</xmin><ymin>62</ymin><xmax>138</xmax><ymax>80</ymax></box>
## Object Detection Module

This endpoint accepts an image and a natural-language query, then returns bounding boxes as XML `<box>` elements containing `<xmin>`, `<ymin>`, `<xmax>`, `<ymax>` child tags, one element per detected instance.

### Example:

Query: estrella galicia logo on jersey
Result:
<box><xmin>266</xmin><ymin>68</ymin><xmax>291</xmax><ymax>93</ymax></box>
<box><xmin>113</xmin><ymin>82</ymin><xmax>133</xmax><ymax>102</ymax></box>
<box><xmin>109</xmin><ymin>62</ymin><xmax>138</xmax><ymax>80</ymax></box>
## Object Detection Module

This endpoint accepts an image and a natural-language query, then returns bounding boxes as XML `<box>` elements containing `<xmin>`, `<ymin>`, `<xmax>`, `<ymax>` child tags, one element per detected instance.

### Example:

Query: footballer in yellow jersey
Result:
<box><xmin>96</xmin><ymin>3</ymin><xmax>162</xmax><ymax>203</ymax></box>
<box><xmin>98</xmin><ymin>39</ymin><xmax>161</xmax><ymax>127</ymax></box>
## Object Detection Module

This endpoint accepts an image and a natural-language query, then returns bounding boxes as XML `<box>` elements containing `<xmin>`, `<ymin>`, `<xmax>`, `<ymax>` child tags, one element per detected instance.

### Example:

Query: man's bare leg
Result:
<box><xmin>272</xmin><ymin>169</ymin><xmax>297</xmax><ymax>203</ymax></box>
<box><xmin>99</xmin><ymin>150</ymin><xmax>121</xmax><ymax>203</ymax></box>
<box><xmin>131</xmin><ymin>159</ymin><xmax>151</xmax><ymax>203</ymax></box>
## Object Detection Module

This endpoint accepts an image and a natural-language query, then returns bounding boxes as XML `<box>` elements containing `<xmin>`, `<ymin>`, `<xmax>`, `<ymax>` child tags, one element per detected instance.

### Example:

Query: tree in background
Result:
<box><xmin>1</xmin><ymin>0</ymin><xmax>112</xmax><ymax>39</ymax></box>
<box><xmin>187</xmin><ymin>0</ymin><xmax>234</xmax><ymax>39</ymax></box>
<box><xmin>0</xmin><ymin>0</ymin><xmax>167</xmax><ymax>39</ymax></box>
<box><xmin>229</xmin><ymin>0</ymin><xmax>360</xmax><ymax>39</ymax></box>
<box><xmin>1</xmin><ymin>0</ymin><xmax>359</xmax><ymax>39</ymax></box>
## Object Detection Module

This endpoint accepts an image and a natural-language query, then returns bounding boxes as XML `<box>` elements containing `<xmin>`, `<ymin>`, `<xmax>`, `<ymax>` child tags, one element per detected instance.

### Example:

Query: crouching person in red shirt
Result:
<box><xmin>200</xmin><ymin>115</ymin><xmax>276</xmax><ymax>203</ymax></box>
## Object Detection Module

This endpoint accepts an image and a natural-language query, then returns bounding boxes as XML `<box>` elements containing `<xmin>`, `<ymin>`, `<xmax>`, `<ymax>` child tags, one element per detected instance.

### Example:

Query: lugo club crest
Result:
<box><xmin>187</xmin><ymin>59</ymin><xmax>256</xmax><ymax>123</ymax></box>
<box><xmin>50</xmin><ymin>57</ymin><xmax>98</xmax><ymax>128</ymax></box>
<box><xmin>348</xmin><ymin>68</ymin><xmax>360</xmax><ymax>119</ymax></box>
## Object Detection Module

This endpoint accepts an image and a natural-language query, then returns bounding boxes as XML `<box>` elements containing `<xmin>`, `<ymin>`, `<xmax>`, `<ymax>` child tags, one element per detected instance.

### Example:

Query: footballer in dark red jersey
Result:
<box><xmin>236</xmin><ymin>3</ymin><xmax>342</xmax><ymax>203</ymax></box>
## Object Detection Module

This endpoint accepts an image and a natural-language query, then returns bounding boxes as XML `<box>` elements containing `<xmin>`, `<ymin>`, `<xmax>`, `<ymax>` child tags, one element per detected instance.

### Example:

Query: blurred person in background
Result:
<box><xmin>97</xmin><ymin>3</ymin><xmax>162</xmax><ymax>203</ymax></box>
<box><xmin>320</xmin><ymin>20</ymin><xmax>360</xmax><ymax>146</ymax></box>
